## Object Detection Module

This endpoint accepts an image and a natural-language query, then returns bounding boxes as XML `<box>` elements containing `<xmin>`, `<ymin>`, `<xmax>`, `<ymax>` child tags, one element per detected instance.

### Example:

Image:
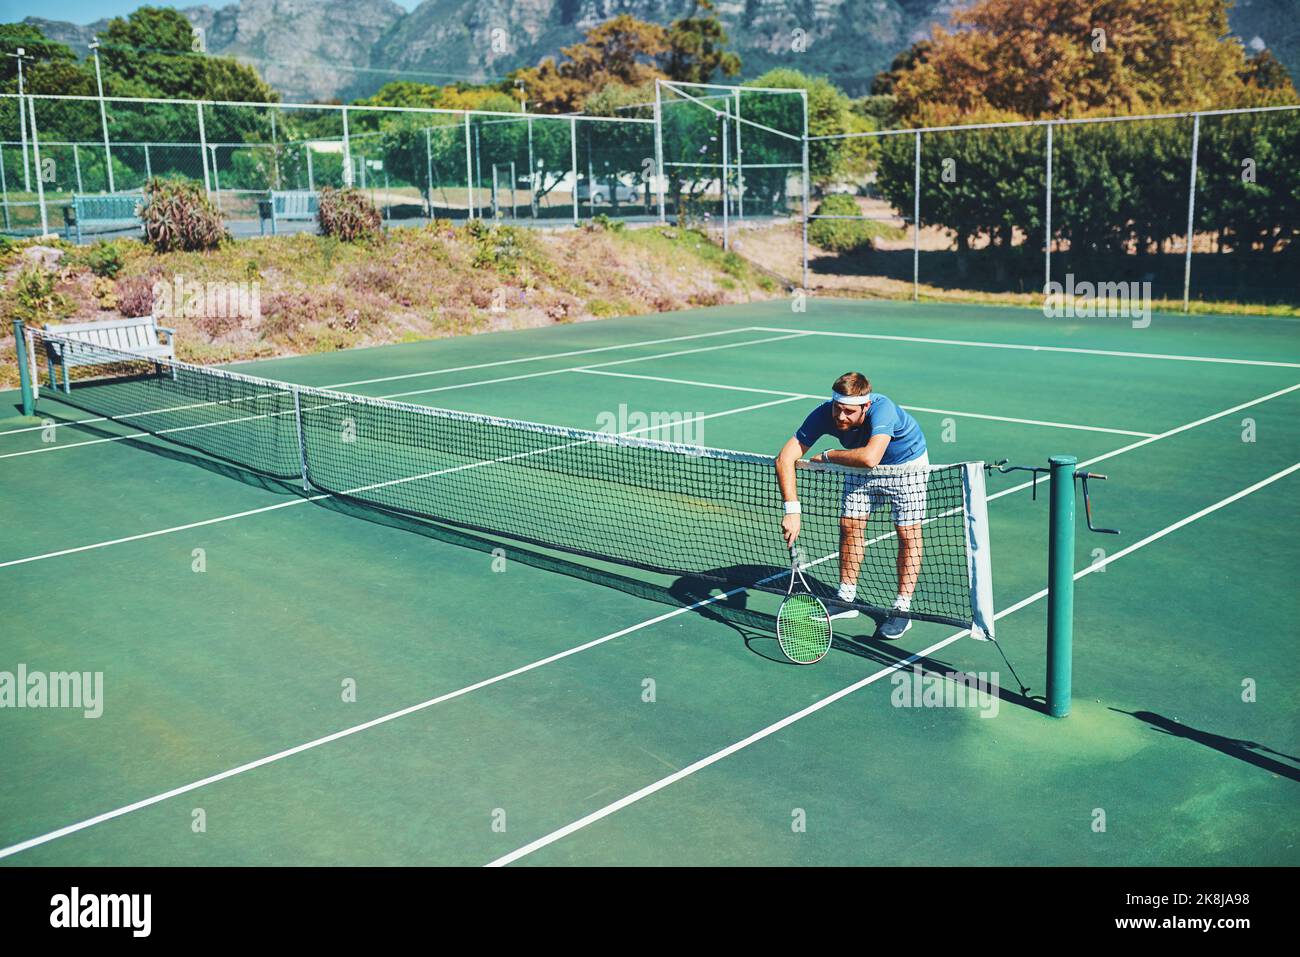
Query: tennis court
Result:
<box><xmin>1</xmin><ymin>297</ymin><xmax>1297</xmax><ymax>866</ymax></box>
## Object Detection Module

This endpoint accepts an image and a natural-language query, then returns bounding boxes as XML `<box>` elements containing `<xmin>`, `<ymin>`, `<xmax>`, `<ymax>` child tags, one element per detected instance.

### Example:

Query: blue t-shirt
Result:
<box><xmin>795</xmin><ymin>394</ymin><xmax>927</xmax><ymax>465</ymax></box>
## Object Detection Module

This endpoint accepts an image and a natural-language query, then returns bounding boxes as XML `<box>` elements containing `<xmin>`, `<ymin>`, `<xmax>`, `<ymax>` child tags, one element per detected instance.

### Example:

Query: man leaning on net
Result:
<box><xmin>775</xmin><ymin>371</ymin><xmax>930</xmax><ymax>639</ymax></box>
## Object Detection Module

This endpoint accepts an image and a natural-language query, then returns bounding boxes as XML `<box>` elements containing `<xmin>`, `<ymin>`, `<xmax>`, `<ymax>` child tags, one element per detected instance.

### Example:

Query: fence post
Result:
<box><xmin>721</xmin><ymin>107</ymin><xmax>730</xmax><ymax>251</ymax></box>
<box><xmin>73</xmin><ymin>143</ymin><xmax>83</xmax><ymax>192</ymax></box>
<box><xmin>570</xmin><ymin>116</ymin><xmax>578</xmax><ymax>226</ymax></box>
<box><xmin>28</xmin><ymin>96</ymin><xmax>48</xmax><ymax>237</ymax></box>
<box><xmin>463</xmin><ymin>112</ymin><xmax>473</xmax><ymax>219</ymax></box>
<box><xmin>913</xmin><ymin>130</ymin><xmax>921</xmax><ymax>302</ymax></box>
<box><xmin>196</xmin><ymin>102</ymin><xmax>211</xmax><ymax>195</ymax></box>
<box><xmin>144</xmin><ymin>143</ymin><xmax>152</xmax><ymax>181</ymax></box>
<box><xmin>653</xmin><ymin>80</ymin><xmax>666</xmax><ymax>224</ymax></box>
<box><xmin>424</xmin><ymin>126</ymin><xmax>433</xmax><ymax>219</ymax></box>
<box><xmin>341</xmin><ymin>106</ymin><xmax>353</xmax><ymax>187</ymax></box>
<box><xmin>800</xmin><ymin>90</ymin><xmax>809</xmax><ymax>290</ymax></box>
<box><xmin>1044</xmin><ymin>121</ymin><xmax>1053</xmax><ymax>296</ymax></box>
<box><xmin>734</xmin><ymin>89</ymin><xmax>743</xmax><ymax>221</ymax></box>
<box><xmin>1183</xmin><ymin>113</ymin><xmax>1201</xmax><ymax>313</ymax></box>
<box><xmin>0</xmin><ymin>143</ymin><xmax>9</xmax><ymax>231</ymax></box>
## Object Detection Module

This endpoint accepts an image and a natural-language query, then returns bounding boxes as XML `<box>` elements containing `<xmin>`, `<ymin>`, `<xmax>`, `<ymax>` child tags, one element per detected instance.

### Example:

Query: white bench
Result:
<box><xmin>43</xmin><ymin>318</ymin><xmax>176</xmax><ymax>393</ymax></box>
<box><xmin>258</xmin><ymin>189</ymin><xmax>319</xmax><ymax>235</ymax></box>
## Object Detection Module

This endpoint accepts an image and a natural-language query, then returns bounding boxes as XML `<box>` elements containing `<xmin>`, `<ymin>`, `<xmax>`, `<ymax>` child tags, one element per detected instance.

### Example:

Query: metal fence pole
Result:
<box><xmin>570</xmin><ymin>116</ymin><xmax>578</xmax><ymax>226</ymax></box>
<box><xmin>1044</xmin><ymin>121</ymin><xmax>1053</xmax><ymax>295</ymax></box>
<box><xmin>93</xmin><ymin>46</ymin><xmax>114</xmax><ymax>192</ymax></box>
<box><xmin>196</xmin><ymin>102</ymin><xmax>211</xmax><ymax>195</ymax></box>
<box><xmin>144</xmin><ymin>143</ymin><xmax>152</xmax><ymax>181</ymax></box>
<box><xmin>463</xmin><ymin>112</ymin><xmax>473</xmax><ymax>219</ymax></box>
<box><xmin>0</xmin><ymin>144</ymin><xmax>9</xmax><ymax>230</ymax></box>
<box><xmin>734</xmin><ymin>89</ymin><xmax>743</xmax><ymax>221</ymax></box>
<box><xmin>424</xmin><ymin>126</ymin><xmax>433</xmax><ymax>218</ymax></box>
<box><xmin>1183</xmin><ymin>113</ymin><xmax>1201</xmax><ymax>313</ymax></box>
<box><xmin>28</xmin><ymin>97</ymin><xmax>48</xmax><ymax>236</ymax></box>
<box><xmin>913</xmin><ymin>130</ymin><xmax>921</xmax><ymax>302</ymax></box>
<box><xmin>73</xmin><ymin>143</ymin><xmax>83</xmax><ymax>192</ymax></box>
<box><xmin>654</xmin><ymin>80</ymin><xmax>666</xmax><ymax>223</ymax></box>
<box><xmin>800</xmin><ymin>90</ymin><xmax>810</xmax><ymax>290</ymax></box>
<box><xmin>721</xmin><ymin>107</ymin><xmax>730</xmax><ymax>251</ymax></box>
<box><xmin>341</xmin><ymin>106</ymin><xmax>353</xmax><ymax>187</ymax></box>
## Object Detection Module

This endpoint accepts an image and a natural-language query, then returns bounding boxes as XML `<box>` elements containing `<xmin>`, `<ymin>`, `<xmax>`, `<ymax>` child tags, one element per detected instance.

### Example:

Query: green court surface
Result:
<box><xmin>1</xmin><ymin>298</ymin><xmax>1297</xmax><ymax>866</ymax></box>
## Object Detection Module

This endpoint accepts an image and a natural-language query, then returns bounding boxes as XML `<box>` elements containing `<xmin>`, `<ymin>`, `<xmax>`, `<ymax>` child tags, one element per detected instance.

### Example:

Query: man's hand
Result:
<box><xmin>781</xmin><ymin>513</ymin><xmax>801</xmax><ymax>547</ymax></box>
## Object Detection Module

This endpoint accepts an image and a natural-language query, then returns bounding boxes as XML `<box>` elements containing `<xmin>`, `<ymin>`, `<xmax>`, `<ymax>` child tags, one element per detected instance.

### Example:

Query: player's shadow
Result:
<box><xmin>1112</xmin><ymin>709</ymin><xmax>1300</xmax><ymax>781</ymax></box>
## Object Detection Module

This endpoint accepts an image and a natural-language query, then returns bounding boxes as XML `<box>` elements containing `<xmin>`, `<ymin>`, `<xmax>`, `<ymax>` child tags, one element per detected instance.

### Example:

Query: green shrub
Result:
<box><xmin>808</xmin><ymin>194</ymin><xmax>874</xmax><ymax>253</ymax></box>
<box><xmin>81</xmin><ymin>241</ymin><xmax>124</xmax><ymax>278</ymax></box>
<box><xmin>140</xmin><ymin>179</ymin><xmax>229</xmax><ymax>253</ymax></box>
<box><xmin>318</xmin><ymin>187</ymin><xmax>382</xmax><ymax>242</ymax></box>
<box><xmin>7</xmin><ymin>266</ymin><xmax>72</xmax><ymax>325</ymax></box>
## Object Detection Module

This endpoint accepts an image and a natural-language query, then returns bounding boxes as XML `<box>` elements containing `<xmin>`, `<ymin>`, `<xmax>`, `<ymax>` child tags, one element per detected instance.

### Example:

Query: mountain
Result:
<box><xmin>20</xmin><ymin>0</ymin><xmax>1300</xmax><ymax>104</ymax></box>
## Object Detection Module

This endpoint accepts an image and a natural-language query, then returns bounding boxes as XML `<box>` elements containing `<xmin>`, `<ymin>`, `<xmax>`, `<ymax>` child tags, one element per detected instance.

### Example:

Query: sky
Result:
<box><xmin>0</xmin><ymin>1</ymin><xmax>424</xmax><ymax>27</ymax></box>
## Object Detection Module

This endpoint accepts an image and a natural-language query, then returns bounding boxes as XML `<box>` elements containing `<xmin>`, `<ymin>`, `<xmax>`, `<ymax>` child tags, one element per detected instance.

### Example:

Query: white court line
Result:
<box><xmin>574</xmin><ymin>368</ymin><xmax>1156</xmax><ymax>437</ymax></box>
<box><xmin>0</xmin><ymin>385</ymin><xmax>1294</xmax><ymax>858</ymax></box>
<box><xmin>0</xmin><ymin>396</ymin><xmax>804</xmax><ymax>569</ymax></box>
<box><xmin>0</xmin><ymin>332</ymin><xmax>805</xmax><ymax>455</ymax></box>
<box><xmin>749</xmin><ymin>326</ymin><xmax>1300</xmax><ymax>369</ymax></box>
<box><xmin>320</xmin><ymin>326</ymin><xmax>763</xmax><ymax>390</ymax></box>
<box><xmin>485</xmin><ymin>461</ymin><xmax>1300</xmax><ymax>866</ymax></box>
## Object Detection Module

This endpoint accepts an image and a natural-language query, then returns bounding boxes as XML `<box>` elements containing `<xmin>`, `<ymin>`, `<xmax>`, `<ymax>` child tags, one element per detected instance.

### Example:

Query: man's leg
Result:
<box><xmin>895</xmin><ymin>522</ymin><xmax>924</xmax><ymax>604</ymax></box>
<box><xmin>838</xmin><ymin>514</ymin><xmax>867</xmax><ymax>599</ymax></box>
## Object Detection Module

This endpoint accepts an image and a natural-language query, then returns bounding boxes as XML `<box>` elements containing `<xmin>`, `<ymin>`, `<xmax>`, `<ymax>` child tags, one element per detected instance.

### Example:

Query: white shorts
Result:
<box><xmin>841</xmin><ymin>451</ymin><xmax>930</xmax><ymax>526</ymax></box>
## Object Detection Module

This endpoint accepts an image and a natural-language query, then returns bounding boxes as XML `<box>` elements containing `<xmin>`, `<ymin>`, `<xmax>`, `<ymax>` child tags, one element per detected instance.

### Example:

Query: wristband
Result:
<box><xmin>783</xmin><ymin>501</ymin><xmax>802</xmax><ymax>515</ymax></box>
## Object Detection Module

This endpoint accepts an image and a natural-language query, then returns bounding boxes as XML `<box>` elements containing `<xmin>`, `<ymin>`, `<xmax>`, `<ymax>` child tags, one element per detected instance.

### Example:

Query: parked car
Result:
<box><xmin>576</xmin><ymin>179</ymin><xmax>640</xmax><ymax>204</ymax></box>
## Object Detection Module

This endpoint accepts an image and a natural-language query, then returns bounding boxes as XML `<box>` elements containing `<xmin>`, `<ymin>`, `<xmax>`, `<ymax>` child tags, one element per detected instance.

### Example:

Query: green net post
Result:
<box><xmin>13</xmin><ymin>320</ymin><xmax>34</xmax><ymax>417</ymax></box>
<box><xmin>1047</xmin><ymin>454</ymin><xmax>1076</xmax><ymax>718</ymax></box>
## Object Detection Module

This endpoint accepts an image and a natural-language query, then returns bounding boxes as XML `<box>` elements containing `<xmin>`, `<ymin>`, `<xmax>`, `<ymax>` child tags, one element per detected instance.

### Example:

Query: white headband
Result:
<box><xmin>831</xmin><ymin>391</ymin><xmax>871</xmax><ymax>407</ymax></box>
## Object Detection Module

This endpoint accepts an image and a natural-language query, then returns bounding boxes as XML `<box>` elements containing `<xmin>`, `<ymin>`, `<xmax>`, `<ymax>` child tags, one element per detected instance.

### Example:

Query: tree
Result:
<box><xmin>662</xmin><ymin>0</ymin><xmax>740</xmax><ymax>84</ymax></box>
<box><xmin>510</xmin><ymin>15</ymin><xmax>666</xmax><ymax>114</ymax></box>
<box><xmin>885</xmin><ymin>0</ymin><xmax>1269</xmax><ymax>124</ymax></box>
<box><xmin>98</xmin><ymin>6</ymin><xmax>276</xmax><ymax>103</ymax></box>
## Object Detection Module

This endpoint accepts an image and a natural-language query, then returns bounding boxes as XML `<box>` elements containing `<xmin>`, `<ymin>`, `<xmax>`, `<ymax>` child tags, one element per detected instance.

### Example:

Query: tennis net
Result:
<box><xmin>23</xmin><ymin>326</ymin><xmax>995</xmax><ymax>636</ymax></box>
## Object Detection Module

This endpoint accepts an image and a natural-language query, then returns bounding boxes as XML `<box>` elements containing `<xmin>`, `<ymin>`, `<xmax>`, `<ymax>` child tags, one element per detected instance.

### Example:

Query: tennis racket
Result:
<box><xmin>777</xmin><ymin>547</ymin><xmax>832</xmax><ymax>664</ymax></box>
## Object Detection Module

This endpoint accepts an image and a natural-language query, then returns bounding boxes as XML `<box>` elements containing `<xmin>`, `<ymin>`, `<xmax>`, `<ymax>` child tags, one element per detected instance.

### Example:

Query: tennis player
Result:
<box><xmin>776</xmin><ymin>372</ymin><xmax>929</xmax><ymax>639</ymax></box>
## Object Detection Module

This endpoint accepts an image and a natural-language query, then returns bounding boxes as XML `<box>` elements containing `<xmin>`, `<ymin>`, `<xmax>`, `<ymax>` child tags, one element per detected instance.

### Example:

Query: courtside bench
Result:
<box><xmin>257</xmin><ymin>190</ymin><xmax>319</xmax><ymax>235</ymax></box>
<box><xmin>61</xmin><ymin>193</ymin><xmax>144</xmax><ymax>245</ymax></box>
<box><xmin>42</xmin><ymin>318</ymin><xmax>176</xmax><ymax>393</ymax></box>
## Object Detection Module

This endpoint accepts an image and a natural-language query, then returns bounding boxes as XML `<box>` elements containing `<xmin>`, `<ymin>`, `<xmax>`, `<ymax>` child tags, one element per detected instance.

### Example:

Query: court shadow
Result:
<box><xmin>1112</xmin><ymin>709</ymin><xmax>1300</xmax><ymax>782</ymax></box>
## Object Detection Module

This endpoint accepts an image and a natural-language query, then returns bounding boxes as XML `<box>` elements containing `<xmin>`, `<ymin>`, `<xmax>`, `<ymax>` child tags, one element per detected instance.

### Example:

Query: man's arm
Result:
<box><xmin>776</xmin><ymin>436</ymin><xmax>810</xmax><ymax>546</ymax></box>
<box><xmin>818</xmin><ymin>433</ymin><xmax>891</xmax><ymax>468</ymax></box>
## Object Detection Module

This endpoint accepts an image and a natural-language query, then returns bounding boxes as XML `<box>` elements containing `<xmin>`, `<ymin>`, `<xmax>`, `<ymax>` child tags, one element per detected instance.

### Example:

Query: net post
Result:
<box><xmin>1047</xmin><ymin>454</ymin><xmax>1076</xmax><ymax>718</ymax></box>
<box><xmin>292</xmin><ymin>388</ymin><xmax>310</xmax><ymax>491</ymax></box>
<box><xmin>13</xmin><ymin>320</ymin><xmax>34</xmax><ymax>417</ymax></box>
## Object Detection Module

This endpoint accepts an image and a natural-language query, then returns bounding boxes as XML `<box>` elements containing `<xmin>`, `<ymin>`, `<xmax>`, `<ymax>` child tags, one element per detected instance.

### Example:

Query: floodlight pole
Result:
<box><xmin>7</xmin><ymin>49</ymin><xmax>32</xmax><ymax>191</ymax></box>
<box><xmin>28</xmin><ymin>96</ymin><xmax>47</xmax><ymax>236</ymax></box>
<box><xmin>89</xmin><ymin>40</ymin><xmax>114</xmax><ymax>192</ymax></box>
